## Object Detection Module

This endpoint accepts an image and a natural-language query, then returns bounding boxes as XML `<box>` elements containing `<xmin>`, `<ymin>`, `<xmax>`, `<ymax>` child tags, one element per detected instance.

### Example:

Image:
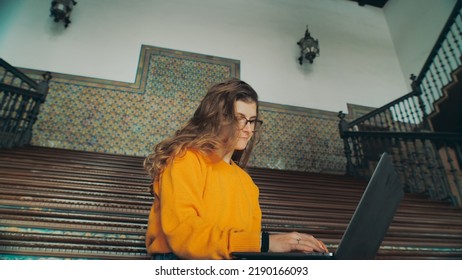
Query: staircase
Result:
<box><xmin>428</xmin><ymin>65</ymin><xmax>462</xmax><ymax>133</ymax></box>
<box><xmin>0</xmin><ymin>58</ymin><xmax>51</xmax><ymax>148</ymax></box>
<box><xmin>339</xmin><ymin>2</ymin><xmax>462</xmax><ymax>207</ymax></box>
<box><xmin>1</xmin><ymin>146</ymin><xmax>461</xmax><ymax>259</ymax></box>
<box><xmin>0</xmin><ymin>146</ymin><xmax>151</xmax><ymax>259</ymax></box>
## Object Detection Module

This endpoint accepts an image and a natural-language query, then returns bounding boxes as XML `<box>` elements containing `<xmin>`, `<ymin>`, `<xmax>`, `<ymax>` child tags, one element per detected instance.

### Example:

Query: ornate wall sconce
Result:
<box><xmin>297</xmin><ymin>25</ymin><xmax>320</xmax><ymax>65</ymax></box>
<box><xmin>50</xmin><ymin>0</ymin><xmax>77</xmax><ymax>28</ymax></box>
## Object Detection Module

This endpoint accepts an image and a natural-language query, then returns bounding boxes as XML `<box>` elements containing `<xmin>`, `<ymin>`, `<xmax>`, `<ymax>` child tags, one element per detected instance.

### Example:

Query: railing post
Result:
<box><xmin>21</xmin><ymin>71</ymin><xmax>52</xmax><ymax>146</ymax></box>
<box><xmin>338</xmin><ymin>111</ymin><xmax>354</xmax><ymax>175</ymax></box>
<box><xmin>37</xmin><ymin>72</ymin><xmax>52</xmax><ymax>100</ymax></box>
<box><xmin>410</xmin><ymin>74</ymin><xmax>430</xmax><ymax>131</ymax></box>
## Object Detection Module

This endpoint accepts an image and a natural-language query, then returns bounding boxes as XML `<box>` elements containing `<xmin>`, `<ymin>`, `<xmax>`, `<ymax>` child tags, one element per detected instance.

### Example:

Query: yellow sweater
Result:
<box><xmin>145</xmin><ymin>150</ymin><xmax>262</xmax><ymax>259</ymax></box>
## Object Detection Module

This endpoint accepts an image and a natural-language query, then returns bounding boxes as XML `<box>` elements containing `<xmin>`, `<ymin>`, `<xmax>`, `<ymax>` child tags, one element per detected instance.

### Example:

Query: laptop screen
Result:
<box><xmin>334</xmin><ymin>152</ymin><xmax>404</xmax><ymax>259</ymax></box>
<box><xmin>232</xmin><ymin>152</ymin><xmax>404</xmax><ymax>260</ymax></box>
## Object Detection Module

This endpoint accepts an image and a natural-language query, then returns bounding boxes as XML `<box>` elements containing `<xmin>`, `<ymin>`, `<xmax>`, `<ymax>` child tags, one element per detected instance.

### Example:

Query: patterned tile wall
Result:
<box><xmin>24</xmin><ymin>45</ymin><xmax>347</xmax><ymax>174</ymax></box>
<box><xmin>252</xmin><ymin>104</ymin><xmax>346</xmax><ymax>173</ymax></box>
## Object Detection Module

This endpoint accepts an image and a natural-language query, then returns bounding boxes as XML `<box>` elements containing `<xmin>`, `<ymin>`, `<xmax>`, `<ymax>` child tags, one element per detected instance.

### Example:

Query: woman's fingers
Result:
<box><xmin>269</xmin><ymin>232</ymin><xmax>328</xmax><ymax>253</ymax></box>
<box><xmin>292</xmin><ymin>232</ymin><xmax>329</xmax><ymax>252</ymax></box>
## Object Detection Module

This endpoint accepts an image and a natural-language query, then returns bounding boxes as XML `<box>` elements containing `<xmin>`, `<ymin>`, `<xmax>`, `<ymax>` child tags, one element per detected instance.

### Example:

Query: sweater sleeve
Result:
<box><xmin>158</xmin><ymin>151</ymin><xmax>261</xmax><ymax>259</ymax></box>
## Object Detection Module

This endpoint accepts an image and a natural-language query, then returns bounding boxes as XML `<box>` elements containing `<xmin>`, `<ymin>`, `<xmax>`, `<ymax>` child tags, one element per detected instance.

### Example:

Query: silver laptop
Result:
<box><xmin>232</xmin><ymin>152</ymin><xmax>404</xmax><ymax>260</ymax></box>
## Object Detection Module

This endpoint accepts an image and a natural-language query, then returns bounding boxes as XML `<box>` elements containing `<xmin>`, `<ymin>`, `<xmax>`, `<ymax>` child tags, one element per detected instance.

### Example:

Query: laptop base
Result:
<box><xmin>232</xmin><ymin>252</ymin><xmax>334</xmax><ymax>260</ymax></box>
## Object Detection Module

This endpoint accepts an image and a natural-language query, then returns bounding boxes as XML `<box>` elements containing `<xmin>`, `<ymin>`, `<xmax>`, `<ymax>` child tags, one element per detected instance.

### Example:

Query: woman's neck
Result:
<box><xmin>222</xmin><ymin>151</ymin><xmax>233</xmax><ymax>164</ymax></box>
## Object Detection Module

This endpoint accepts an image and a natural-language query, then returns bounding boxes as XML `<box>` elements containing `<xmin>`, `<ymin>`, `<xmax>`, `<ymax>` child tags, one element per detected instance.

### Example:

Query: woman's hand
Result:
<box><xmin>268</xmin><ymin>232</ymin><xmax>328</xmax><ymax>253</ymax></box>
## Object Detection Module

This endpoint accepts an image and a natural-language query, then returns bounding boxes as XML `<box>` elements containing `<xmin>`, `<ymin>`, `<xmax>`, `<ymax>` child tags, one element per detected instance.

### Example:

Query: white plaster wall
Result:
<box><xmin>384</xmin><ymin>0</ymin><xmax>457</xmax><ymax>90</ymax></box>
<box><xmin>0</xmin><ymin>0</ymin><xmax>448</xmax><ymax>113</ymax></box>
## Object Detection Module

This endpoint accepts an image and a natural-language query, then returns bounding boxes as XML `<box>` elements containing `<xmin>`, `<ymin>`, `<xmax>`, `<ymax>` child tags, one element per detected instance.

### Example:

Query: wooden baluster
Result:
<box><xmin>436</xmin><ymin>53</ymin><xmax>451</xmax><ymax>87</ymax></box>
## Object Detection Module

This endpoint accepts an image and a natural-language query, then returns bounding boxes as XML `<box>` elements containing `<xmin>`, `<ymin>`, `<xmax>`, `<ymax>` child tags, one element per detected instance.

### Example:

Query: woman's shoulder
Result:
<box><xmin>175</xmin><ymin>149</ymin><xmax>211</xmax><ymax>165</ymax></box>
<box><xmin>164</xmin><ymin>150</ymin><xmax>211</xmax><ymax>176</ymax></box>
<box><xmin>232</xmin><ymin>163</ymin><xmax>257</xmax><ymax>185</ymax></box>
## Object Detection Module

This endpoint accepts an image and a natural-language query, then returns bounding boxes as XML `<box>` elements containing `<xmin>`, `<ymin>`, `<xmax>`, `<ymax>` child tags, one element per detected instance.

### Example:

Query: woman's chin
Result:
<box><xmin>235</xmin><ymin>140</ymin><xmax>249</xmax><ymax>150</ymax></box>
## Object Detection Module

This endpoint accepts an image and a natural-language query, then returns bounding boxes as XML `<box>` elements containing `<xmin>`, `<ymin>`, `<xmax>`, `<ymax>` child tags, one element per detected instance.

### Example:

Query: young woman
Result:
<box><xmin>144</xmin><ymin>78</ymin><xmax>328</xmax><ymax>259</ymax></box>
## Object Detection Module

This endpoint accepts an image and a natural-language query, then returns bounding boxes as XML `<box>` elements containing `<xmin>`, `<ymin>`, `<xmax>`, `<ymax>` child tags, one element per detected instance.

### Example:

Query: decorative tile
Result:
<box><xmin>22</xmin><ymin>45</ymin><xmax>346</xmax><ymax>174</ymax></box>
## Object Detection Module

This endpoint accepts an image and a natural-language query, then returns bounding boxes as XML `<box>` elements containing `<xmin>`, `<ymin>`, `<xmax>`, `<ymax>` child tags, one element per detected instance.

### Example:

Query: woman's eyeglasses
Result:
<box><xmin>236</xmin><ymin>117</ymin><xmax>263</xmax><ymax>131</ymax></box>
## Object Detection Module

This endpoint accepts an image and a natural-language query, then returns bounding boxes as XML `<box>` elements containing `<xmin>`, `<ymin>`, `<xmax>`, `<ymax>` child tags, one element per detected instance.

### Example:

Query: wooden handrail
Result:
<box><xmin>0</xmin><ymin>58</ymin><xmax>39</xmax><ymax>89</ymax></box>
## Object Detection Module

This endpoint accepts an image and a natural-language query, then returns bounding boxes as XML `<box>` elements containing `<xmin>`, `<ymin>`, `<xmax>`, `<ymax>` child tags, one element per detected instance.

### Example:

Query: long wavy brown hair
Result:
<box><xmin>144</xmin><ymin>78</ymin><xmax>261</xmax><ymax>191</ymax></box>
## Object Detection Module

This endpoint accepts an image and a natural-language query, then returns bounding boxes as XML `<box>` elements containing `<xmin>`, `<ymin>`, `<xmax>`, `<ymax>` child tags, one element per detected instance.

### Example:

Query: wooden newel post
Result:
<box><xmin>338</xmin><ymin>111</ymin><xmax>354</xmax><ymax>175</ymax></box>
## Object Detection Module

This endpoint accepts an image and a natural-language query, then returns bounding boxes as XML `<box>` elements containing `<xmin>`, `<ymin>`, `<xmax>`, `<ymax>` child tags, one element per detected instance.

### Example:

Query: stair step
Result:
<box><xmin>1</xmin><ymin>146</ymin><xmax>462</xmax><ymax>259</ymax></box>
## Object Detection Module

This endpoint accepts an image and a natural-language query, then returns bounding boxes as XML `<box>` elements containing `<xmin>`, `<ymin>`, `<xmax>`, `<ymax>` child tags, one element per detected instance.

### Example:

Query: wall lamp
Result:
<box><xmin>50</xmin><ymin>0</ymin><xmax>77</xmax><ymax>28</ymax></box>
<box><xmin>297</xmin><ymin>25</ymin><xmax>320</xmax><ymax>65</ymax></box>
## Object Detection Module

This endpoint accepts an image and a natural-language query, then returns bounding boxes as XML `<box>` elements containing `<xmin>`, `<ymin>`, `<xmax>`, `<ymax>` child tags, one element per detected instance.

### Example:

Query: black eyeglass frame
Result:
<box><xmin>236</xmin><ymin>117</ymin><xmax>263</xmax><ymax>132</ymax></box>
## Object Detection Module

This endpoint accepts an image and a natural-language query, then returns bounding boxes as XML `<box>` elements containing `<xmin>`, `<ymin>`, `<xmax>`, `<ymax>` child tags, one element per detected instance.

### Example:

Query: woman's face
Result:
<box><xmin>234</xmin><ymin>100</ymin><xmax>257</xmax><ymax>150</ymax></box>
